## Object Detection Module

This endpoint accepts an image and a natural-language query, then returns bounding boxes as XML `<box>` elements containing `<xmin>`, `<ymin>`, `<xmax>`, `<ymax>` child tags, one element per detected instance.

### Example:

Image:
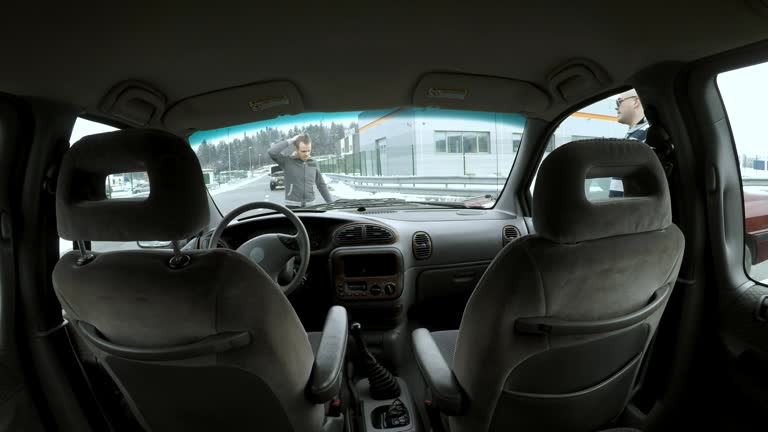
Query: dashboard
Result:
<box><xmin>201</xmin><ymin>207</ymin><xmax>527</xmax><ymax>330</ymax></box>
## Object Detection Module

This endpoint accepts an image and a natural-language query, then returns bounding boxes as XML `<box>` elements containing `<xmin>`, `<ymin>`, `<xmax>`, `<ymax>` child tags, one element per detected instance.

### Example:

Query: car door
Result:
<box><xmin>690</xmin><ymin>45</ymin><xmax>768</xmax><ymax>430</ymax></box>
<box><xmin>0</xmin><ymin>92</ymin><xmax>48</xmax><ymax>432</ymax></box>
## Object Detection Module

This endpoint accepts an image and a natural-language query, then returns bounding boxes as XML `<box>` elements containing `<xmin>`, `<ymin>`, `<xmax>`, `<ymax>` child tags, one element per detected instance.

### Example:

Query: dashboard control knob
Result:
<box><xmin>384</xmin><ymin>283</ymin><xmax>396</xmax><ymax>295</ymax></box>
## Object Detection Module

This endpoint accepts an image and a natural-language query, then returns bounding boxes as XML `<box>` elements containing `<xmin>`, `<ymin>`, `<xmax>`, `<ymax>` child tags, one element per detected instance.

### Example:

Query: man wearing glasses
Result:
<box><xmin>616</xmin><ymin>89</ymin><xmax>649</xmax><ymax>141</ymax></box>
<box><xmin>609</xmin><ymin>89</ymin><xmax>650</xmax><ymax>197</ymax></box>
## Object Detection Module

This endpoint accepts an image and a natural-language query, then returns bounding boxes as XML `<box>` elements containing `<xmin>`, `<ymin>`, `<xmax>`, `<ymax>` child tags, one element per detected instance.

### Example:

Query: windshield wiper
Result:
<box><xmin>411</xmin><ymin>201</ymin><xmax>469</xmax><ymax>209</ymax></box>
<box><xmin>304</xmin><ymin>196</ymin><xmax>495</xmax><ymax>211</ymax></box>
<box><xmin>304</xmin><ymin>198</ymin><xmax>408</xmax><ymax>211</ymax></box>
<box><xmin>412</xmin><ymin>195</ymin><xmax>496</xmax><ymax>209</ymax></box>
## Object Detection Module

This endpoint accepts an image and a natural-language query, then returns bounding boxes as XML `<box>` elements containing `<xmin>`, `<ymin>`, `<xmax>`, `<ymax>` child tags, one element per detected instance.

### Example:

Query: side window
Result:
<box><xmin>60</xmin><ymin>118</ymin><xmax>134</xmax><ymax>256</ymax></box>
<box><xmin>531</xmin><ymin>90</ymin><xmax>648</xmax><ymax>200</ymax></box>
<box><xmin>717</xmin><ymin>61</ymin><xmax>768</xmax><ymax>282</ymax></box>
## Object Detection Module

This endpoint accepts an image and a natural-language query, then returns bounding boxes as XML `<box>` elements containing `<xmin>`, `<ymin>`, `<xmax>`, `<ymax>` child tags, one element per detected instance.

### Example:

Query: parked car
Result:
<box><xmin>132</xmin><ymin>180</ymin><xmax>150</xmax><ymax>194</ymax></box>
<box><xmin>744</xmin><ymin>188</ymin><xmax>768</xmax><ymax>270</ymax></box>
<box><xmin>269</xmin><ymin>165</ymin><xmax>284</xmax><ymax>191</ymax></box>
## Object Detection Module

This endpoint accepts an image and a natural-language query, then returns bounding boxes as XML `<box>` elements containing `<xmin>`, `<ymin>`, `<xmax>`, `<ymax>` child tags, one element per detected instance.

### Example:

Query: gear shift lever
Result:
<box><xmin>350</xmin><ymin>322</ymin><xmax>401</xmax><ymax>400</ymax></box>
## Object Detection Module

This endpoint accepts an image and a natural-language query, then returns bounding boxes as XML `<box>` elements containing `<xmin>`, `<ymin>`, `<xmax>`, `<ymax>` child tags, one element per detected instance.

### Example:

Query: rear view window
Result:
<box><xmin>717</xmin><ymin>61</ymin><xmax>768</xmax><ymax>283</ymax></box>
<box><xmin>105</xmin><ymin>172</ymin><xmax>150</xmax><ymax>199</ymax></box>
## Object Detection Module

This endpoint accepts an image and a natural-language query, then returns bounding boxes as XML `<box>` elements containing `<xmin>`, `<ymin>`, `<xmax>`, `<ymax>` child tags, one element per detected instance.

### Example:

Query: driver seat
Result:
<box><xmin>52</xmin><ymin>129</ymin><xmax>348</xmax><ymax>432</ymax></box>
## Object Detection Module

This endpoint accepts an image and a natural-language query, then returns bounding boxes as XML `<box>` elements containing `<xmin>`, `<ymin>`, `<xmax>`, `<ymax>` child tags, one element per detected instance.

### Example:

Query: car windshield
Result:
<box><xmin>189</xmin><ymin>108</ymin><xmax>526</xmax><ymax>216</ymax></box>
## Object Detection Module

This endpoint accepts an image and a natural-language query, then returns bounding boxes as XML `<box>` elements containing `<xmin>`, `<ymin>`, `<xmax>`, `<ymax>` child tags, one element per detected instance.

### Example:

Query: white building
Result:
<box><xmin>357</xmin><ymin>103</ymin><xmax>625</xmax><ymax>177</ymax></box>
<box><xmin>107</xmin><ymin>174</ymin><xmax>126</xmax><ymax>191</ymax></box>
<box><xmin>337</xmin><ymin>128</ymin><xmax>359</xmax><ymax>156</ymax></box>
<box><xmin>548</xmin><ymin>98</ymin><xmax>627</xmax><ymax>150</ymax></box>
<box><xmin>358</xmin><ymin>108</ymin><xmax>523</xmax><ymax>177</ymax></box>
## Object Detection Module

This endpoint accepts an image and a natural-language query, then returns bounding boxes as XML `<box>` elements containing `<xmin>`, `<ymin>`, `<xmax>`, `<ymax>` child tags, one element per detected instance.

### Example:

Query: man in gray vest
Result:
<box><xmin>268</xmin><ymin>133</ymin><xmax>333</xmax><ymax>208</ymax></box>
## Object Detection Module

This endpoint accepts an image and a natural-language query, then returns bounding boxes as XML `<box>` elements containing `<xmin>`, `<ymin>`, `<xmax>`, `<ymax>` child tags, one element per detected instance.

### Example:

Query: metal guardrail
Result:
<box><xmin>326</xmin><ymin>174</ymin><xmax>506</xmax><ymax>186</ymax></box>
<box><xmin>329</xmin><ymin>174</ymin><xmax>768</xmax><ymax>197</ymax></box>
<box><xmin>326</xmin><ymin>174</ymin><xmax>505</xmax><ymax>197</ymax></box>
<box><xmin>743</xmin><ymin>178</ymin><xmax>768</xmax><ymax>186</ymax></box>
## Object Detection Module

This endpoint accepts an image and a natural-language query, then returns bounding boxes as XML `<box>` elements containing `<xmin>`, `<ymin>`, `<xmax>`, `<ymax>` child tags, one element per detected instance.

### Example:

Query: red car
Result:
<box><xmin>744</xmin><ymin>188</ymin><xmax>768</xmax><ymax>270</ymax></box>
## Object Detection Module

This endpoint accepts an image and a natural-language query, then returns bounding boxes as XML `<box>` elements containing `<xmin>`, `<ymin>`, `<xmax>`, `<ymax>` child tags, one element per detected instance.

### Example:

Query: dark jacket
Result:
<box><xmin>610</xmin><ymin>118</ymin><xmax>650</xmax><ymax>197</ymax></box>
<box><xmin>625</xmin><ymin>117</ymin><xmax>649</xmax><ymax>141</ymax></box>
<box><xmin>268</xmin><ymin>140</ymin><xmax>333</xmax><ymax>206</ymax></box>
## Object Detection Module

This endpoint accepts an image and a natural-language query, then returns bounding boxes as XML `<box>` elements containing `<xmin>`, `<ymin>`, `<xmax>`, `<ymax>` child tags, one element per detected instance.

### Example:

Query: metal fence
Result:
<box><xmin>743</xmin><ymin>178</ymin><xmax>768</xmax><ymax>186</ymax></box>
<box><xmin>317</xmin><ymin>150</ymin><xmax>390</xmax><ymax>176</ymax></box>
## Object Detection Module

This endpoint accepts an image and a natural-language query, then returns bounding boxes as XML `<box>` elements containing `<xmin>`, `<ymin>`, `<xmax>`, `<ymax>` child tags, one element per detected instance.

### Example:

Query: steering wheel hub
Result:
<box><xmin>207</xmin><ymin>202</ymin><xmax>311</xmax><ymax>296</ymax></box>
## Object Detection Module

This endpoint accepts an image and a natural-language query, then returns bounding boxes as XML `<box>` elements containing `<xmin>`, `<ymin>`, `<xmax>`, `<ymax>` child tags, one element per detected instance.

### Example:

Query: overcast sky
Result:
<box><xmin>717</xmin><ymin>62</ymin><xmax>768</xmax><ymax>157</ymax></box>
<box><xmin>69</xmin><ymin>118</ymin><xmax>117</xmax><ymax>143</ymax></box>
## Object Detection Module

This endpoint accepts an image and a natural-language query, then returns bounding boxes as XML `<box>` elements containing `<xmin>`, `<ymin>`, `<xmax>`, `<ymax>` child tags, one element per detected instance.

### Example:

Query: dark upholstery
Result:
<box><xmin>55</xmin><ymin>249</ymin><xmax>325</xmax><ymax>431</ymax></box>
<box><xmin>415</xmin><ymin>139</ymin><xmax>684</xmax><ymax>432</ymax></box>
<box><xmin>53</xmin><ymin>129</ymin><xmax>342</xmax><ymax>432</ymax></box>
<box><xmin>533</xmin><ymin>139</ymin><xmax>671</xmax><ymax>244</ymax></box>
<box><xmin>57</xmin><ymin>129</ymin><xmax>209</xmax><ymax>241</ymax></box>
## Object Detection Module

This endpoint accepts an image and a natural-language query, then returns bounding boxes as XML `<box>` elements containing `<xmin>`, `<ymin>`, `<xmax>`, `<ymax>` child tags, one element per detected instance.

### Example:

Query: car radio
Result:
<box><xmin>331</xmin><ymin>249</ymin><xmax>403</xmax><ymax>301</ymax></box>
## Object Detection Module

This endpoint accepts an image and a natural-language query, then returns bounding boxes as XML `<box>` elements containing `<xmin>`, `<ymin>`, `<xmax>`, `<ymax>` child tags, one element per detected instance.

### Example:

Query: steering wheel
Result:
<box><xmin>207</xmin><ymin>202</ymin><xmax>310</xmax><ymax>296</ymax></box>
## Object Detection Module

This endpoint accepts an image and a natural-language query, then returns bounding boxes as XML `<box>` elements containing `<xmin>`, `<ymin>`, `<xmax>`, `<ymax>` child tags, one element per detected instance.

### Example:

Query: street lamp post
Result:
<box><xmin>227</xmin><ymin>142</ymin><xmax>232</xmax><ymax>176</ymax></box>
<box><xmin>248</xmin><ymin>147</ymin><xmax>253</xmax><ymax>175</ymax></box>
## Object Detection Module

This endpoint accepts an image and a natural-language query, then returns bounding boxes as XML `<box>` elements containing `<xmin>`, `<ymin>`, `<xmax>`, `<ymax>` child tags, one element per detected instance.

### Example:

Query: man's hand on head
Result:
<box><xmin>288</xmin><ymin>133</ymin><xmax>307</xmax><ymax>144</ymax></box>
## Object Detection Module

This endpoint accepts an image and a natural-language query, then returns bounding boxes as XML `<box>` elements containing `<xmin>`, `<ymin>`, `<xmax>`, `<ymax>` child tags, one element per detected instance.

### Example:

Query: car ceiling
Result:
<box><xmin>2</xmin><ymin>1</ymin><xmax>768</xmax><ymax>128</ymax></box>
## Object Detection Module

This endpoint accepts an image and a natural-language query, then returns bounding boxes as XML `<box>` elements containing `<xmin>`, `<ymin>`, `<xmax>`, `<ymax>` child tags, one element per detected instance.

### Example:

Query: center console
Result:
<box><xmin>356</xmin><ymin>378</ymin><xmax>417</xmax><ymax>431</ymax></box>
<box><xmin>351</xmin><ymin>323</ymin><xmax>418</xmax><ymax>431</ymax></box>
<box><xmin>331</xmin><ymin>249</ymin><xmax>404</xmax><ymax>301</ymax></box>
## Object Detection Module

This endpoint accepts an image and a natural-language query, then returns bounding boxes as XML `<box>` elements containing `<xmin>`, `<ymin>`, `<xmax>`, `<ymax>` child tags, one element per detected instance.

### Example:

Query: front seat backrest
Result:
<box><xmin>451</xmin><ymin>139</ymin><xmax>684</xmax><ymax>431</ymax></box>
<box><xmin>53</xmin><ymin>129</ymin><xmax>326</xmax><ymax>432</ymax></box>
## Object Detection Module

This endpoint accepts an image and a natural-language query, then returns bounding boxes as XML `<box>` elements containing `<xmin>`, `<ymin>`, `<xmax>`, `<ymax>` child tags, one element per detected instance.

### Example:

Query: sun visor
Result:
<box><xmin>99</xmin><ymin>81</ymin><xmax>167</xmax><ymax>127</ymax></box>
<box><xmin>412</xmin><ymin>73</ymin><xmax>550</xmax><ymax>114</ymax></box>
<box><xmin>547</xmin><ymin>59</ymin><xmax>611</xmax><ymax>104</ymax></box>
<box><xmin>163</xmin><ymin>81</ymin><xmax>304</xmax><ymax>135</ymax></box>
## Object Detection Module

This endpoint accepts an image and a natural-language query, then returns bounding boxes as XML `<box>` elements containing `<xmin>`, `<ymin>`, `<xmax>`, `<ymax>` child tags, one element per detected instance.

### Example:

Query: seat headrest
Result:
<box><xmin>57</xmin><ymin>129</ymin><xmax>209</xmax><ymax>241</ymax></box>
<box><xmin>533</xmin><ymin>139</ymin><xmax>671</xmax><ymax>243</ymax></box>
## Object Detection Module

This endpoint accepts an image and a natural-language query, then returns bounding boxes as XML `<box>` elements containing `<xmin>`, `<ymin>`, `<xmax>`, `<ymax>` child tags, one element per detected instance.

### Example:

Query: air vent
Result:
<box><xmin>413</xmin><ymin>232</ymin><xmax>432</xmax><ymax>260</ymax></box>
<box><xmin>335</xmin><ymin>224</ymin><xmax>395</xmax><ymax>246</ymax></box>
<box><xmin>336</xmin><ymin>225</ymin><xmax>365</xmax><ymax>245</ymax></box>
<box><xmin>503</xmin><ymin>225</ymin><xmax>521</xmax><ymax>246</ymax></box>
<box><xmin>366</xmin><ymin>225</ymin><xmax>395</xmax><ymax>244</ymax></box>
